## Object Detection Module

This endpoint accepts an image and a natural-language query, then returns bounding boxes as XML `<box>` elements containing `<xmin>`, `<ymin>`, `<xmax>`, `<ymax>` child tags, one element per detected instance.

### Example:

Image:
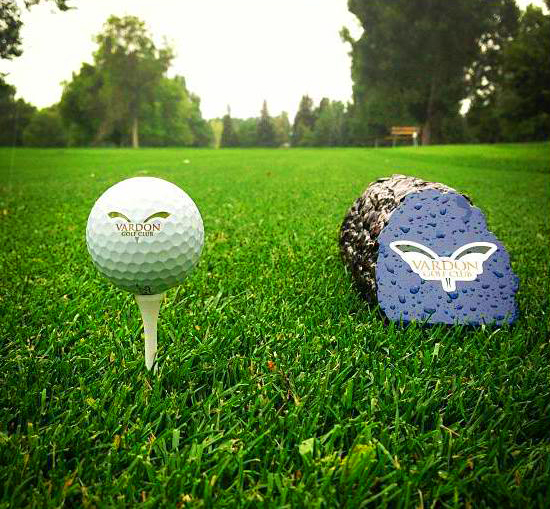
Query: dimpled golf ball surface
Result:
<box><xmin>86</xmin><ymin>177</ymin><xmax>204</xmax><ymax>295</ymax></box>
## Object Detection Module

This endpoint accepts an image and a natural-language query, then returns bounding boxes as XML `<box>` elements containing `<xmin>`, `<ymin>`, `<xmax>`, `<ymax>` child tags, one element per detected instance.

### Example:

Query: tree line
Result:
<box><xmin>213</xmin><ymin>102</ymin><xmax>291</xmax><ymax>148</ymax></box>
<box><xmin>1</xmin><ymin>15</ymin><xmax>213</xmax><ymax>148</ymax></box>
<box><xmin>344</xmin><ymin>0</ymin><xmax>549</xmax><ymax>145</ymax></box>
<box><xmin>216</xmin><ymin>96</ymin><xmax>351</xmax><ymax>148</ymax></box>
<box><xmin>1</xmin><ymin>1</ymin><xmax>548</xmax><ymax>148</ymax></box>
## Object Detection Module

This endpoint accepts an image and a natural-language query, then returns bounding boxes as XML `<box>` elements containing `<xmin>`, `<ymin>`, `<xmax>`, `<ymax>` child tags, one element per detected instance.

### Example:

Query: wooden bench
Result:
<box><xmin>389</xmin><ymin>126</ymin><xmax>420</xmax><ymax>147</ymax></box>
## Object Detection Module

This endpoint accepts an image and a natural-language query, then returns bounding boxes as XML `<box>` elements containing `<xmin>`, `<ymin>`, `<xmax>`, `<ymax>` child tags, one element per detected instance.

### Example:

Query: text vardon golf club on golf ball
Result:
<box><xmin>116</xmin><ymin>223</ymin><xmax>161</xmax><ymax>237</ymax></box>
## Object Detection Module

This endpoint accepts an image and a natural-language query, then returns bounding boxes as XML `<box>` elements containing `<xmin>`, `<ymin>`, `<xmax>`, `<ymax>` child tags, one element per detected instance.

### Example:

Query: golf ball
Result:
<box><xmin>86</xmin><ymin>177</ymin><xmax>204</xmax><ymax>295</ymax></box>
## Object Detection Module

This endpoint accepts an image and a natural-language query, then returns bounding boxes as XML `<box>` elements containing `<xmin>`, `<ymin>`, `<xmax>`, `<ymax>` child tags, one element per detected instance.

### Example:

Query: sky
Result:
<box><xmin>0</xmin><ymin>0</ymin><xmax>544</xmax><ymax>121</ymax></box>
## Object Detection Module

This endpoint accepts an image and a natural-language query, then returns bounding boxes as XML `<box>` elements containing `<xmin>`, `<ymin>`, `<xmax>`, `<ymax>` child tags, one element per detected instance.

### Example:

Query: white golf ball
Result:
<box><xmin>86</xmin><ymin>177</ymin><xmax>204</xmax><ymax>295</ymax></box>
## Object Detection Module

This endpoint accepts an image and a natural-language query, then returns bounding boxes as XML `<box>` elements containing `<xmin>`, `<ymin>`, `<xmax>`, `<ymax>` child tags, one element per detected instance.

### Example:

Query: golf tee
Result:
<box><xmin>135</xmin><ymin>293</ymin><xmax>164</xmax><ymax>372</ymax></box>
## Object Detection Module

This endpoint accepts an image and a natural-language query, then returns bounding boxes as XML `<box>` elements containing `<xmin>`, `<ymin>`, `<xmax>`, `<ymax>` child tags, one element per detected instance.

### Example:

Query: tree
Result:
<box><xmin>138</xmin><ymin>76</ymin><xmax>211</xmax><ymax>147</ymax></box>
<box><xmin>344</xmin><ymin>0</ymin><xmax>519</xmax><ymax>144</ymax></box>
<box><xmin>256</xmin><ymin>100</ymin><xmax>276</xmax><ymax>147</ymax></box>
<box><xmin>209</xmin><ymin>119</ymin><xmax>223</xmax><ymax>148</ymax></box>
<box><xmin>23</xmin><ymin>107</ymin><xmax>67</xmax><ymax>147</ymax></box>
<box><xmin>93</xmin><ymin>15</ymin><xmax>173</xmax><ymax>148</ymax></box>
<box><xmin>340</xmin><ymin>102</ymin><xmax>367</xmax><ymax>146</ymax></box>
<box><xmin>312</xmin><ymin>99</ymin><xmax>346</xmax><ymax>146</ymax></box>
<box><xmin>0</xmin><ymin>77</ymin><xmax>36</xmax><ymax>145</ymax></box>
<box><xmin>292</xmin><ymin>95</ymin><xmax>316</xmax><ymax>146</ymax></box>
<box><xmin>188</xmin><ymin>93</ymin><xmax>214</xmax><ymax>147</ymax></box>
<box><xmin>235</xmin><ymin>118</ymin><xmax>259</xmax><ymax>147</ymax></box>
<box><xmin>60</xmin><ymin>63</ymin><xmax>211</xmax><ymax>147</ymax></box>
<box><xmin>0</xmin><ymin>0</ymin><xmax>23</xmax><ymax>59</ymax></box>
<box><xmin>273</xmin><ymin>112</ymin><xmax>290</xmax><ymax>146</ymax></box>
<box><xmin>139</xmin><ymin>76</ymin><xmax>194</xmax><ymax>146</ymax></box>
<box><xmin>220</xmin><ymin>107</ymin><xmax>239</xmax><ymax>147</ymax></box>
<box><xmin>1</xmin><ymin>0</ymin><xmax>71</xmax><ymax>60</ymax></box>
<box><xmin>466</xmin><ymin>3</ymin><xmax>549</xmax><ymax>142</ymax></box>
<box><xmin>498</xmin><ymin>4</ymin><xmax>550</xmax><ymax>140</ymax></box>
<box><xmin>465</xmin><ymin>0</ymin><xmax>520</xmax><ymax>107</ymax></box>
<box><xmin>59</xmin><ymin>63</ymin><xmax>106</xmax><ymax>146</ymax></box>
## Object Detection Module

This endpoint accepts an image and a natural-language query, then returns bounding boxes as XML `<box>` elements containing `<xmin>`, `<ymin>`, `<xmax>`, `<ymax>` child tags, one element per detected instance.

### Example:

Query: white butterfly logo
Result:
<box><xmin>389</xmin><ymin>241</ymin><xmax>498</xmax><ymax>292</ymax></box>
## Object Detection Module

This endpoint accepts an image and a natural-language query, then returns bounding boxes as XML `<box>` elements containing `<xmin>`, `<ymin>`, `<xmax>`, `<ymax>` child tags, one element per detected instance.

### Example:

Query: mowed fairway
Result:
<box><xmin>1</xmin><ymin>144</ymin><xmax>549</xmax><ymax>508</ymax></box>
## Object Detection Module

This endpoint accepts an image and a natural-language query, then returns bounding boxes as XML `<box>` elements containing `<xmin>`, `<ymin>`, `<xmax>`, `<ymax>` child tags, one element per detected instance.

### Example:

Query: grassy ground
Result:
<box><xmin>0</xmin><ymin>144</ymin><xmax>549</xmax><ymax>508</ymax></box>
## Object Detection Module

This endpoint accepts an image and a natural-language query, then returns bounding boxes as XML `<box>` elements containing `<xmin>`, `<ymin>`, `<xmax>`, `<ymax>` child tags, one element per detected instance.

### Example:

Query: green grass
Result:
<box><xmin>1</xmin><ymin>144</ymin><xmax>549</xmax><ymax>508</ymax></box>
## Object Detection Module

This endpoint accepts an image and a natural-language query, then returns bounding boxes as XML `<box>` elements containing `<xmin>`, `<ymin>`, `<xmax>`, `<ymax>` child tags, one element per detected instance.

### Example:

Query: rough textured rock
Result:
<box><xmin>340</xmin><ymin>175</ymin><xmax>463</xmax><ymax>300</ymax></box>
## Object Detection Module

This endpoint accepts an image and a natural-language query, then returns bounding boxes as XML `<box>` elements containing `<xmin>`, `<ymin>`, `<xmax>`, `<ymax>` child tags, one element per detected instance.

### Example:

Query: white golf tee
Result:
<box><xmin>135</xmin><ymin>293</ymin><xmax>164</xmax><ymax>372</ymax></box>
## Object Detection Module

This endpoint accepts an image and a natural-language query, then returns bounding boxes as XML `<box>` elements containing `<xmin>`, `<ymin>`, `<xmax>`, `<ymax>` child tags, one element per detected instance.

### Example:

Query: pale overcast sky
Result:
<box><xmin>0</xmin><ymin>0</ymin><xmax>543</xmax><ymax>120</ymax></box>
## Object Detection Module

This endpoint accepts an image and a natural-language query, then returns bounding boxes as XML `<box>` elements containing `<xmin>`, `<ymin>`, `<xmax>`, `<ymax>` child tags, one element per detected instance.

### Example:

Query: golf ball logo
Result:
<box><xmin>108</xmin><ymin>210</ymin><xmax>171</xmax><ymax>243</ymax></box>
<box><xmin>390</xmin><ymin>240</ymin><xmax>497</xmax><ymax>292</ymax></box>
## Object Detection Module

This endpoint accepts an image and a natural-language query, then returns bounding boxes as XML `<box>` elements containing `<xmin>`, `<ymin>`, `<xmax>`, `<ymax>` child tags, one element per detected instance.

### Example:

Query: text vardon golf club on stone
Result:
<box><xmin>412</xmin><ymin>259</ymin><xmax>481</xmax><ymax>278</ymax></box>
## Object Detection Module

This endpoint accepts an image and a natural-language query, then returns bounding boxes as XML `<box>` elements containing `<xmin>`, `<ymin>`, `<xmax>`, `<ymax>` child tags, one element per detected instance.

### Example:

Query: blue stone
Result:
<box><xmin>375</xmin><ymin>189</ymin><xmax>519</xmax><ymax>325</ymax></box>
